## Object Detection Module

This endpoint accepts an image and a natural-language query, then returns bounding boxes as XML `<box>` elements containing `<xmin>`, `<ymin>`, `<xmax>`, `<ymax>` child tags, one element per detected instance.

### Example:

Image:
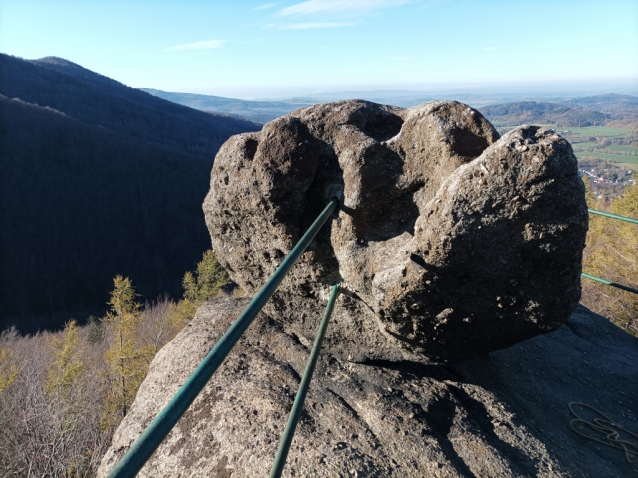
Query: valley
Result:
<box><xmin>145</xmin><ymin>87</ymin><xmax>638</xmax><ymax>199</ymax></box>
<box><xmin>0</xmin><ymin>54</ymin><xmax>259</xmax><ymax>333</ymax></box>
<box><xmin>1</xmin><ymin>53</ymin><xmax>636</xmax><ymax>332</ymax></box>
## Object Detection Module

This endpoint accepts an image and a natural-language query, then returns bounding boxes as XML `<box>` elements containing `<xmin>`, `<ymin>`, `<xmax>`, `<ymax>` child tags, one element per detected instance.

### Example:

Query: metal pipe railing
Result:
<box><xmin>581</xmin><ymin>272</ymin><xmax>638</xmax><ymax>295</ymax></box>
<box><xmin>105</xmin><ymin>200</ymin><xmax>636</xmax><ymax>477</ymax></box>
<box><xmin>588</xmin><ymin>208</ymin><xmax>638</xmax><ymax>225</ymax></box>
<box><xmin>582</xmin><ymin>207</ymin><xmax>638</xmax><ymax>295</ymax></box>
<box><xmin>107</xmin><ymin>198</ymin><xmax>339</xmax><ymax>478</ymax></box>
<box><xmin>269</xmin><ymin>284</ymin><xmax>341</xmax><ymax>478</ymax></box>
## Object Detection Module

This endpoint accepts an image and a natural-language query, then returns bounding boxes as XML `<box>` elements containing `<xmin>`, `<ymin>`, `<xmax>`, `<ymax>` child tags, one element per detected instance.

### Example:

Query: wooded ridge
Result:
<box><xmin>0</xmin><ymin>54</ymin><xmax>260</xmax><ymax>332</ymax></box>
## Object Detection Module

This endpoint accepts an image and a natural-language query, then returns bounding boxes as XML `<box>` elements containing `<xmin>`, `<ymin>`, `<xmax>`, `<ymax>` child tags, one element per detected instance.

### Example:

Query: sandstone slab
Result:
<box><xmin>98</xmin><ymin>296</ymin><xmax>638</xmax><ymax>477</ymax></box>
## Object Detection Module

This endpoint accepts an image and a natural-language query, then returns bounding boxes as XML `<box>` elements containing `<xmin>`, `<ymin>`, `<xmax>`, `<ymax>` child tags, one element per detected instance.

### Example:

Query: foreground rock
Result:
<box><xmin>204</xmin><ymin>100</ymin><xmax>588</xmax><ymax>363</ymax></box>
<box><xmin>98</xmin><ymin>296</ymin><xmax>638</xmax><ymax>477</ymax></box>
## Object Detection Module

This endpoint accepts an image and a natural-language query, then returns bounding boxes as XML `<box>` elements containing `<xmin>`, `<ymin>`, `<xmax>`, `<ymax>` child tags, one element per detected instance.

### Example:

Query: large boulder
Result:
<box><xmin>204</xmin><ymin>100</ymin><xmax>587</xmax><ymax>363</ymax></box>
<box><xmin>97</xmin><ymin>296</ymin><xmax>638</xmax><ymax>477</ymax></box>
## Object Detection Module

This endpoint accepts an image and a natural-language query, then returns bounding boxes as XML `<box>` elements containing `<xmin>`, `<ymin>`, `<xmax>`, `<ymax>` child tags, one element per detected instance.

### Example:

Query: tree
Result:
<box><xmin>138</xmin><ymin>296</ymin><xmax>176</xmax><ymax>357</ymax></box>
<box><xmin>182</xmin><ymin>271</ymin><xmax>198</xmax><ymax>302</ymax></box>
<box><xmin>103</xmin><ymin>276</ymin><xmax>149</xmax><ymax>425</ymax></box>
<box><xmin>0</xmin><ymin>348</ymin><xmax>18</xmax><ymax>394</ymax></box>
<box><xmin>582</xmin><ymin>175</ymin><xmax>595</xmax><ymax>207</ymax></box>
<box><xmin>173</xmin><ymin>250</ymin><xmax>231</xmax><ymax>326</ymax></box>
<box><xmin>581</xmin><ymin>176</ymin><xmax>638</xmax><ymax>336</ymax></box>
<box><xmin>45</xmin><ymin>319</ymin><xmax>83</xmax><ymax>397</ymax></box>
<box><xmin>87</xmin><ymin>315</ymin><xmax>104</xmax><ymax>344</ymax></box>
<box><xmin>184</xmin><ymin>250</ymin><xmax>230</xmax><ymax>302</ymax></box>
<box><xmin>0</xmin><ymin>329</ymin><xmax>111</xmax><ymax>477</ymax></box>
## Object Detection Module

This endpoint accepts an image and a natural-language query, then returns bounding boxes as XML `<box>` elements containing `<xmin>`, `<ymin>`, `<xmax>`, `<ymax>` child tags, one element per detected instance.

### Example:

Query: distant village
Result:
<box><xmin>578</xmin><ymin>161</ymin><xmax>635</xmax><ymax>199</ymax></box>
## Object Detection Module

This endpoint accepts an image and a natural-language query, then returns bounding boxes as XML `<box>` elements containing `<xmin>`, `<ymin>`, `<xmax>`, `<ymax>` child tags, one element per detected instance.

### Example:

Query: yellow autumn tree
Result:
<box><xmin>170</xmin><ymin>250</ymin><xmax>231</xmax><ymax>328</ymax></box>
<box><xmin>581</xmin><ymin>176</ymin><xmax>638</xmax><ymax>335</ymax></box>
<box><xmin>45</xmin><ymin>320</ymin><xmax>84</xmax><ymax>398</ymax></box>
<box><xmin>0</xmin><ymin>348</ymin><xmax>19</xmax><ymax>394</ymax></box>
<box><xmin>190</xmin><ymin>250</ymin><xmax>230</xmax><ymax>301</ymax></box>
<box><xmin>103</xmin><ymin>276</ymin><xmax>151</xmax><ymax>426</ymax></box>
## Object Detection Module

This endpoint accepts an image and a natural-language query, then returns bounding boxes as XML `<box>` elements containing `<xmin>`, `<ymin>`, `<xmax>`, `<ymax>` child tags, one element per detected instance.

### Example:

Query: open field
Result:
<box><xmin>573</xmin><ymin>147</ymin><xmax>638</xmax><ymax>155</ymax></box>
<box><xmin>600</xmin><ymin>144</ymin><xmax>638</xmax><ymax>152</ymax></box>
<box><xmin>561</xmin><ymin>125</ymin><xmax>634</xmax><ymax>138</ymax></box>
<box><xmin>575</xmin><ymin>151</ymin><xmax>638</xmax><ymax>165</ymax></box>
<box><xmin>532</xmin><ymin>125</ymin><xmax>638</xmax><ymax>167</ymax></box>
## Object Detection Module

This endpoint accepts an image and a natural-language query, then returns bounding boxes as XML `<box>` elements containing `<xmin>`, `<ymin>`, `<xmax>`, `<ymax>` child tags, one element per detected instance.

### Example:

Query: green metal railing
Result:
<box><xmin>588</xmin><ymin>208</ymin><xmax>638</xmax><ymax>225</ymax></box>
<box><xmin>107</xmin><ymin>199</ymin><xmax>339</xmax><ymax>478</ymax></box>
<box><xmin>582</xmin><ymin>208</ymin><xmax>638</xmax><ymax>295</ymax></box>
<box><xmin>581</xmin><ymin>272</ymin><xmax>638</xmax><ymax>295</ymax></box>
<box><xmin>269</xmin><ymin>284</ymin><xmax>341</xmax><ymax>478</ymax></box>
<box><xmin>106</xmin><ymin>202</ymin><xmax>637</xmax><ymax>477</ymax></box>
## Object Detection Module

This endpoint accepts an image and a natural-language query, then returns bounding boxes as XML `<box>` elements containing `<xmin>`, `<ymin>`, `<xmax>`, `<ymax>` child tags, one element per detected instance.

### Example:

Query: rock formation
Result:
<box><xmin>204</xmin><ymin>100</ymin><xmax>588</xmax><ymax>362</ymax></box>
<box><xmin>98</xmin><ymin>297</ymin><xmax>638</xmax><ymax>477</ymax></box>
<box><xmin>97</xmin><ymin>102</ymin><xmax>634</xmax><ymax>476</ymax></box>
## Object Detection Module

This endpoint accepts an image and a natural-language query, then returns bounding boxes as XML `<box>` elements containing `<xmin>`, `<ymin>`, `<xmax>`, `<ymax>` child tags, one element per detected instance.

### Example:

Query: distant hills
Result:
<box><xmin>143</xmin><ymin>88</ymin><xmax>638</xmax><ymax>128</ymax></box>
<box><xmin>480</xmin><ymin>95</ymin><xmax>638</xmax><ymax>127</ymax></box>
<box><xmin>140</xmin><ymin>89</ymin><xmax>441</xmax><ymax>124</ymax></box>
<box><xmin>479</xmin><ymin>101</ymin><xmax>608</xmax><ymax>127</ymax></box>
<box><xmin>562</xmin><ymin>93</ymin><xmax>638</xmax><ymax>112</ymax></box>
<box><xmin>2</xmin><ymin>53</ymin><xmax>635</xmax><ymax>333</ymax></box>
<box><xmin>141</xmin><ymin>89</ymin><xmax>314</xmax><ymax>124</ymax></box>
<box><xmin>0</xmin><ymin>54</ymin><xmax>260</xmax><ymax>332</ymax></box>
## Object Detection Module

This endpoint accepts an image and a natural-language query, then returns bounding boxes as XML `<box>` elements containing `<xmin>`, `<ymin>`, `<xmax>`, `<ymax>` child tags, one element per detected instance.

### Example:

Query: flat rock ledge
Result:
<box><xmin>98</xmin><ymin>296</ymin><xmax>638</xmax><ymax>477</ymax></box>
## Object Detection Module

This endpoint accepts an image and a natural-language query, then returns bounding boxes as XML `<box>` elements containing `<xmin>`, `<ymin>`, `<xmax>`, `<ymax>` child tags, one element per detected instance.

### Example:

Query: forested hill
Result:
<box><xmin>0</xmin><ymin>54</ymin><xmax>261</xmax><ymax>333</ymax></box>
<box><xmin>562</xmin><ymin>93</ymin><xmax>638</xmax><ymax>111</ymax></box>
<box><xmin>1</xmin><ymin>55</ymin><xmax>260</xmax><ymax>158</ymax></box>
<box><xmin>141</xmin><ymin>88</ymin><xmax>314</xmax><ymax>124</ymax></box>
<box><xmin>479</xmin><ymin>101</ymin><xmax>608</xmax><ymax>127</ymax></box>
<box><xmin>479</xmin><ymin>96</ymin><xmax>638</xmax><ymax>127</ymax></box>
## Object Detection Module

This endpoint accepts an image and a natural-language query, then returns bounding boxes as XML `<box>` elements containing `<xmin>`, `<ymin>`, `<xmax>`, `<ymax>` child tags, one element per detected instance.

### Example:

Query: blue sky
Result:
<box><xmin>1</xmin><ymin>0</ymin><xmax>637</xmax><ymax>98</ymax></box>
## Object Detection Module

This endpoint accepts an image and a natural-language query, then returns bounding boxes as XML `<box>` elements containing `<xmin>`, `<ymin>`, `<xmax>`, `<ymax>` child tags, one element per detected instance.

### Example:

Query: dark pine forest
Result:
<box><xmin>0</xmin><ymin>54</ymin><xmax>260</xmax><ymax>332</ymax></box>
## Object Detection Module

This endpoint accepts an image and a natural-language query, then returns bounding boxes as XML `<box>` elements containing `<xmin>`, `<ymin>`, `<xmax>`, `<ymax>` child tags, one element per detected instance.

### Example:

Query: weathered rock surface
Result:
<box><xmin>98</xmin><ymin>296</ymin><xmax>638</xmax><ymax>477</ymax></box>
<box><xmin>204</xmin><ymin>100</ymin><xmax>587</xmax><ymax>362</ymax></box>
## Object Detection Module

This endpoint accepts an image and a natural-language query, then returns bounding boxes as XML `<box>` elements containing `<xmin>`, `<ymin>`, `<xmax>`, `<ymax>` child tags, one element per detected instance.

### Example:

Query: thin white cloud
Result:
<box><xmin>280</xmin><ymin>0</ymin><xmax>411</xmax><ymax>16</ymax></box>
<box><xmin>253</xmin><ymin>3</ymin><xmax>278</xmax><ymax>10</ymax></box>
<box><xmin>283</xmin><ymin>22</ymin><xmax>356</xmax><ymax>29</ymax></box>
<box><xmin>166</xmin><ymin>40</ymin><xmax>227</xmax><ymax>52</ymax></box>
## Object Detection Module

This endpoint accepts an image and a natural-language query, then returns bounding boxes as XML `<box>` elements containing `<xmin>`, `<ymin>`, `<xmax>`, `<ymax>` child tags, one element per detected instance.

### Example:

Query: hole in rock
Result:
<box><xmin>448</xmin><ymin>128</ymin><xmax>491</xmax><ymax>158</ymax></box>
<box><xmin>410</xmin><ymin>253</ymin><xmax>427</xmax><ymax>268</ymax></box>
<box><xmin>349</xmin><ymin>143</ymin><xmax>421</xmax><ymax>242</ymax></box>
<box><xmin>244</xmin><ymin>138</ymin><xmax>258</xmax><ymax>160</ymax></box>
<box><xmin>348</xmin><ymin>104</ymin><xmax>404</xmax><ymax>142</ymax></box>
<box><xmin>353</xmin><ymin>194</ymin><xmax>419</xmax><ymax>242</ymax></box>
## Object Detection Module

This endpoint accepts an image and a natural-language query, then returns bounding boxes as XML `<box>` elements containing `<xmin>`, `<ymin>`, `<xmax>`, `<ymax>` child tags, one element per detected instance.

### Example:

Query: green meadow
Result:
<box><xmin>575</xmin><ymin>151</ymin><xmax>638</xmax><ymax>166</ymax></box>
<box><xmin>562</xmin><ymin>125</ymin><xmax>633</xmax><ymax>139</ymax></box>
<box><xmin>552</xmin><ymin>125</ymin><xmax>638</xmax><ymax>166</ymax></box>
